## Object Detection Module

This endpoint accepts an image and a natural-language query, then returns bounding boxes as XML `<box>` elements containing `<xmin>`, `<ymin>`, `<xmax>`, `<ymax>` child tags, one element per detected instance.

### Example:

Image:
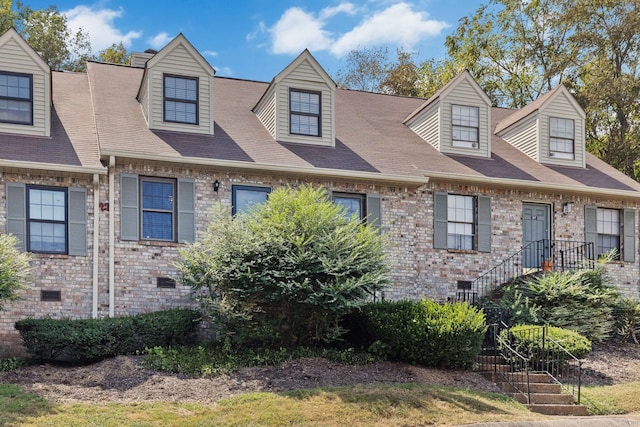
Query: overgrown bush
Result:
<box><xmin>345</xmin><ymin>299</ymin><xmax>487</xmax><ymax>368</ymax></box>
<box><xmin>15</xmin><ymin>308</ymin><xmax>201</xmax><ymax>364</ymax></box>
<box><xmin>178</xmin><ymin>184</ymin><xmax>388</xmax><ymax>348</ymax></box>
<box><xmin>0</xmin><ymin>233</ymin><xmax>31</xmax><ymax>310</ymax></box>
<box><xmin>614</xmin><ymin>298</ymin><xmax>640</xmax><ymax>344</ymax></box>
<box><xmin>501</xmin><ymin>325</ymin><xmax>592</xmax><ymax>368</ymax></box>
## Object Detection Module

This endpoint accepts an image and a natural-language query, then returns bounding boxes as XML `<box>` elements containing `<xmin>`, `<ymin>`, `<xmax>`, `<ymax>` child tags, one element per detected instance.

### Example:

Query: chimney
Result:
<box><xmin>129</xmin><ymin>49</ymin><xmax>158</xmax><ymax>68</ymax></box>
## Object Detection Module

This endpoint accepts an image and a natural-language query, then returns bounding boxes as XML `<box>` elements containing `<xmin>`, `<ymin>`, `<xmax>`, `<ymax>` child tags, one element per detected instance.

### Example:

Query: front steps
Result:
<box><xmin>477</xmin><ymin>355</ymin><xmax>588</xmax><ymax>416</ymax></box>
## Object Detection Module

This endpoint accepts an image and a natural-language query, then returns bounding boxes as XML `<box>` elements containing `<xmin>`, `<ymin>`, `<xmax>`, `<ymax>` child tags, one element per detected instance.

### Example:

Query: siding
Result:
<box><xmin>138</xmin><ymin>72</ymin><xmax>150</xmax><ymax>123</ymax></box>
<box><xmin>408</xmin><ymin>103</ymin><xmax>440</xmax><ymax>150</ymax></box>
<box><xmin>539</xmin><ymin>92</ymin><xmax>585</xmax><ymax>167</ymax></box>
<box><xmin>254</xmin><ymin>86</ymin><xmax>277</xmax><ymax>138</ymax></box>
<box><xmin>0</xmin><ymin>38</ymin><xmax>50</xmax><ymax>137</ymax></box>
<box><xmin>440</xmin><ymin>79</ymin><xmax>490</xmax><ymax>158</ymax></box>
<box><xmin>500</xmin><ymin>116</ymin><xmax>539</xmax><ymax>161</ymax></box>
<box><xmin>275</xmin><ymin>58</ymin><xmax>334</xmax><ymax>146</ymax></box>
<box><xmin>147</xmin><ymin>44</ymin><xmax>214</xmax><ymax>135</ymax></box>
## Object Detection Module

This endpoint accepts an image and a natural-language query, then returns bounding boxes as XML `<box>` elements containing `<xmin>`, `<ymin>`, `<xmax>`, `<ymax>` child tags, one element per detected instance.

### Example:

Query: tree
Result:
<box><xmin>381</xmin><ymin>49</ymin><xmax>420</xmax><ymax>96</ymax></box>
<box><xmin>0</xmin><ymin>233</ymin><xmax>31</xmax><ymax>311</ymax></box>
<box><xmin>1</xmin><ymin>1</ymin><xmax>94</xmax><ymax>71</ymax></box>
<box><xmin>99</xmin><ymin>42</ymin><xmax>130</xmax><ymax>65</ymax></box>
<box><xmin>335</xmin><ymin>46</ymin><xmax>390</xmax><ymax>92</ymax></box>
<box><xmin>177</xmin><ymin>185</ymin><xmax>388</xmax><ymax>348</ymax></box>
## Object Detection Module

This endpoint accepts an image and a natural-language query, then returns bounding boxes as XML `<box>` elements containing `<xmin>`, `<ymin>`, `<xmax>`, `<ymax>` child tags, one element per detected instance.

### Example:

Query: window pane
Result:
<box><xmin>234</xmin><ymin>188</ymin><xmax>269</xmax><ymax>215</ymax></box>
<box><xmin>142</xmin><ymin>181</ymin><xmax>174</xmax><ymax>211</ymax></box>
<box><xmin>334</xmin><ymin>196</ymin><xmax>363</xmax><ymax>219</ymax></box>
<box><xmin>29</xmin><ymin>222</ymin><xmax>66</xmax><ymax>253</ymax></box>
<box><xmin>447</xmin><ymin>194</ymin><xmax>474</xmax><ymax>250</ymax></box>
<box><xmin>291</xmin><ymin>114</ymin><xmax>319</xmax><ymax>136</ymax></box>
<box><xmin>165</xmin><ymin>100</ymin><xmax>197</xmax><ymax>124</ymax></box>
<box><xmin>290</xmin><ymin>91</ymin><xmax>319</xmax><ymax>114</ymax></box>
<box><xmin>142</xmin><ymin>212</ymin><xmax>173</xmax><ymax>240</ymax></box>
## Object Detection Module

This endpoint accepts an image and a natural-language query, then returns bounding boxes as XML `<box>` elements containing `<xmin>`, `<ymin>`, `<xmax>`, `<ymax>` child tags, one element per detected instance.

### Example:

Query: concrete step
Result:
<box><xmin>525</xmin><ymin>403</ymin><xmax>588</xmax><ymax>416</ymax></box>
<box><xmin>510</xmin><ymin>392</ymin><xmax>574</xmax><ymax>405</ymax></box>
<box><xmin>500</xmin><ymin>381</ymin><xmax>562</xmax><ymax>394</ymax></box>
<box><xmin>503</xmin><ymin>372</ymin><xmax>553</xmax><ymax>383</ymax></box>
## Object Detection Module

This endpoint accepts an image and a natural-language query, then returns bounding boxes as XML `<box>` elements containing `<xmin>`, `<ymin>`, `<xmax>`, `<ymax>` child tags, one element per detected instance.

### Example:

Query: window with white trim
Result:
<box><xmin>0</xmin><ymin>71</ymin><xmax>32</xmax><ymax>125</ymax></box>
<box><xmin>447</xmin><ymin>194</ymin><xmax>474</xmax><ymax>250</ymax></box>
<box><xmin>141</xmin><ymin>178</ymin><xmax>175</xmax><ymax>241</ymax></box>
<box><xmin>597</xmin><ymin>207</ymin><xmax>620</xmax><ymax>258</ymax></box>
<box><xmin>550</xmin><ymin>117</ymin><xmax>574</xmax><ymax>159</ymax></box>
<box><xmin>452</xmin><ymin>105</ymin><xmax>479</xmax><ymax>148</ymax></box>
<box><xmin>290</xmin><ymin>89</ymin><xmax>320</xmax><ymax>136</ymax></box>
<box><xmin>164</xmin><ymin>74</ymin><xmax>198</xmax><ymax>124</ymax></box>
<box><xmin>27</xmin><ymin>186</ymin><xmax>67</xmax><ymax>253</ymax></box>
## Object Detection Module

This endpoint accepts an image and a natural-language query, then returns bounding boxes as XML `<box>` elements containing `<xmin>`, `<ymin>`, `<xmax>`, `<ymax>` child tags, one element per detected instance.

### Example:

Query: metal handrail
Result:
<box><xmin>468</xmin><ymin>240</ymin><xmax>595</xmax><ymax>302</ymax></box>
<box><xmin>494</xmin><ymin>324</ymin><xmax>531</xmax><ymax>404</ymax></box>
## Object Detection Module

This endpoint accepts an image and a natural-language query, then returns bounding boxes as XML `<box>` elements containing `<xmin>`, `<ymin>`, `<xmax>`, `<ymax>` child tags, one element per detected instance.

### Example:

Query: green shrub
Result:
<box><xmin>349</xmin><ymin>299</ymin><xmax>486</xmax><ymax>368</ymax></box>
<box><xmin>614</xmin><ymin>298</ymin><xmax>640</xmax><ymax>344</ymax></box>
<box><xmin>502</xmin><ymin>324</ymin><xmax>592</xmax><ymax>368</ymax></box>
<box><xmin>15</xmin><ymin>308</ymin><xmax>201</xmax><ymax>364</ymax></box>
<box><xmin>0</xmin><ymin>233</ymin><xmax>31</xmax><ymax>310</ymax></box>
<box><xmin>178</xmin><ymin>185</ymin><xmax>388</xmax><ymax>348</ymax></box>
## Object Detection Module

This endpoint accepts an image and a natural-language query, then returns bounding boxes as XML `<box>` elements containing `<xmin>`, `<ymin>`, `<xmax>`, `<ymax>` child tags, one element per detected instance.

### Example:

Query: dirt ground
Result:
<box><xmin>0</xmin><ymin>342</ymin><xmax>639</xmax><ymax>405</ymax></box>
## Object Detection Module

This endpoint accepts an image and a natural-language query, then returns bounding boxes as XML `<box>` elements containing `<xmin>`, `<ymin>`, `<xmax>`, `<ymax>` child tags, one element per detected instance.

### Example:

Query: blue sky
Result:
<box><xmin>25</xmin><ymin>0</ymin><xmax>485</xmax><ymax>82</ymax></box>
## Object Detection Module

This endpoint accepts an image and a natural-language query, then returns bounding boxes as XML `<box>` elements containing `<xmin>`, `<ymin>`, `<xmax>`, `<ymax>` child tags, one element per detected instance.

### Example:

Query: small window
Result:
<box><xmin>550</xmin><ymin>117</ymin><xmax>574</xmax><ymax>159</ymax></box>
<box><xmin>290</xmin><ymin>89</ymin><xmax>320</xmax><ymax>136</ymax></box>
<box><xmin>164</xmin><ymin>74</ymin><xmax>198</xmax><ymax>124</ymax></box>
<box><xmin>597</xmin><ymin>208</ymin><xmax>620</xmax><ymax>258</ymax></box>
<box><xmin>232</xmin><ymin>185</ymin><xmax>271</xmax><ymax>215</ymax></box>
<box><xmin>452</xmin><ymin>105</ymin><xmax>479</xmax><ymax>148</ymax></box>
<box><xmin>141</xmin><ymin>178</ymin><xmax>175</xmax><ymax>241</ymax></box>
<box><xmin>41</xmin><ymin>290</ymin><xmax>61</xmax><ymax>302</ymax></box>
<box><xmin>0</xmin><ymin>71</ymin><xmax>33</xmax><ymax>125</ymax></box>
<box><xmin>157</xmin><ymin>277</ymin><xmax>177</xmax><ymax>289</ymax></box>
<box><xmin>447</xmin><ymin>194</ymin><xmax>475</xmax><ymax>250</ymax></box>
<box><xmin>333</xmin><ymin>193</ymin><xmax>366</xmax><ymax>220</ymax></box>
<box><xmin>27</xmin><ymin>187</ymin><xmax>67</xmax><ymax>254</ymax></box>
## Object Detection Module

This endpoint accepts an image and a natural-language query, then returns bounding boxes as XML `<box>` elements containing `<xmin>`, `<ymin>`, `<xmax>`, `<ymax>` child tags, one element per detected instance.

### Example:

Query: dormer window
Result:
<box><xmin>0</xmin><ymin>71</ymin><xmax>32</xmax><ymax>125</ymax></box>
<box><xmin>164</xmin><ymin>74</ymin><xmax>198</xmax><ymax>125</ymax></box>
<box><xmin>550</xmin><ymin>117</ymin><xmax>574</xmax><ymax>159</ymax></box>
<box><xmin>290</xmin><ymin>89</ymin><xmax>320</xmax><ymax>137</ymax></box>
<box><xmin>452</xmin><ymin>105</ymin><xmax>479</xmax><ymax>149</ymax></box>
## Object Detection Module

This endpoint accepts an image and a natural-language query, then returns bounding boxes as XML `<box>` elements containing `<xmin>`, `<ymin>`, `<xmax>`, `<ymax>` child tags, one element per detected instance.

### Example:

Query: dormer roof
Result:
<box><xmin>0</xmin><ymin>27</ymin><xmax>50</xmax><ymax>74</ymax></box>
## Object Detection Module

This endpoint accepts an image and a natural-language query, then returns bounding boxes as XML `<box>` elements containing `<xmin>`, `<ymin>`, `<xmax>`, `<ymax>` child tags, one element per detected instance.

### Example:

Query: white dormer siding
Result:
<box><xmin>496</xmin><ymin>86</ymin><xmax>586</xmax><ymax>168</ymax></box>
<box><xmin>405</xmin><ymin>71</ymin><xmax>491</xmax><ymax>158</ymax></box>
<box><xmin>0</xmin><ymin>29</ymin><xmax>51</xmax><ymax>137</ymax></box>
<box><xmin>253</xmin><ymin>50</ymin><xmax>336</xmax><ymax>147</ymax></box>
<box><xmin>137</xmin><ymin>34</ymin><xmax>215</xmax><ymax>135</ymax></box>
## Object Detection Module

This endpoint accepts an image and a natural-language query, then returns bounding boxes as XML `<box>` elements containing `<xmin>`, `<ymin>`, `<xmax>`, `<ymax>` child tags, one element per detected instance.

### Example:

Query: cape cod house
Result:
<box><xmin>1</xmin><ymin>27</ymin><xmax>639</xmax><ymax>352</ymax></box>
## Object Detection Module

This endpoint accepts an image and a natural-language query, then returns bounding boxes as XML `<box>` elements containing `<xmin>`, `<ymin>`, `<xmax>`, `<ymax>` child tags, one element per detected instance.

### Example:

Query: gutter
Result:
<box><xmin>101</xmin><ymin>150</ymin><xmax>429</xmax><ymax>186</ymax></box>
<box><xmin>0</xmin><ymin>160</ymin><xmax>106</xmax><ymax>175</ymax></box>
<box><xmin>424</xmin><ymin>171</ymin><xmax>640</xmax><ymax>201</ymax></box>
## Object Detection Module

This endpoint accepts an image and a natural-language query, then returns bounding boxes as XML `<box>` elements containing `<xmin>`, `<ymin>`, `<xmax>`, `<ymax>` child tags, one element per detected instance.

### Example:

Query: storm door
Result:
<box><xmin>522</xmin><ymin>203</ymin><xmax>551</xmax><ymax>268</ymax></box>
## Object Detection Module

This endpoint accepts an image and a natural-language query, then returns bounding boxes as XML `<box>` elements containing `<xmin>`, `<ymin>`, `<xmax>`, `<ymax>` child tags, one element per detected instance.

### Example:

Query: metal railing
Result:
<box><xmin>467</xmin><ymin>240</ymin><xmax>595</xmax><ymax>302</ymax></box>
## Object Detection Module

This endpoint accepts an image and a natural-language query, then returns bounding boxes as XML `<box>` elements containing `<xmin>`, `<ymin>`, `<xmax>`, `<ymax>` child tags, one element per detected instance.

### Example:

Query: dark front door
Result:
<box><xmin>523</xmin><ymin>203</ymin><xmax>551</xmax><ymax>268</ymax></box>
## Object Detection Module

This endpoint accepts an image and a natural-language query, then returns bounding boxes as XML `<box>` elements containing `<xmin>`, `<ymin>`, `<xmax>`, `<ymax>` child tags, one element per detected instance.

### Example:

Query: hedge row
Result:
<box><xmin>15</xmin><ymin>308</ymin><xmax>201</xmax><ymax>364</ymax></box>
<box><xmin>344</xmin><ymin>299</ymin><xmax>487</xmax><ymax>368</ymax></box>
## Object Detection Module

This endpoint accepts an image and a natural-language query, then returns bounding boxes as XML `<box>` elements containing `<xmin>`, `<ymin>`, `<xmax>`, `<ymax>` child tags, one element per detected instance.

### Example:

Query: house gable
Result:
<box><xmin>404</xmin><ymin>71</ymin><xmax>492</xmax><ymax>158</ymax></box>
<box><xmin>496</xmin><ymin>85</ymin><xmax>586</xmax><ymax>168</ymax></box>
<box><xmin>137</xmin><ymin>33</ymin><xmax>215</xmax><ymax>135</ymax></box>
<box><xmin>0</xmin><ymin>28</ymin><xmax>51</xmax><ymax>137</ymax></box>
<box><xmin>253</xmin><ymin>49</ymin><xmax>336</xmax><ymax>147</ymax></box>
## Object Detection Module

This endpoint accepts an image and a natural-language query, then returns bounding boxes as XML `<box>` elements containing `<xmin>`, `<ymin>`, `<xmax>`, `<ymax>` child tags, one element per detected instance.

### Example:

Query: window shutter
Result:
<box><xmin>477</xmin><ymin>195</ymin><xmax>492</xmax><ymax>253</ymax></box>
<box><xmin>624</xmin><ymin>208</ymin><xmax>636</xmax><ymax>262</ymax></box>
<box><xmin>177</xmin><ymin>178</ymin><xmax>195</xmax><ymax>243</ymax></box>
<box><xmin>584</xmin><ymin>205</ymin><xmax>597</xmax><ymax>259</ymax></box>
<box><xmin>120</xmin><ymin>174</ymin><xmax>139</xmax><ymax>240</ymax></box>
<box><xmin>68</xmin><ymin>188</ymin><xmax>87</xmax><ymax>256</ymax></box>
<box><xmin>6</xmin><ymin>183</ymin><xmax>26</xmax><ymax>252</ymax></box>
<box><xmin>434</xmin><ymin>192</ymin><xmax>448</xmax><ymax>249</ymax></box>
<box><xmin>366</xmin><ymin>194</ymin><xmax>382</xmax><ymax>229</ymax></box>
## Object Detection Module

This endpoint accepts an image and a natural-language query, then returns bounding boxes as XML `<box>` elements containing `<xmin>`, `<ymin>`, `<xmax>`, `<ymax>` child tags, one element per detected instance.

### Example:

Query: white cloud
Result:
<box><xmin>270</xmin><ymin>7</ymin><xmax>333</xmax><ymax>54</ymax></box>
<box><xmin>330</xmin><ymin>3</ymin><xmax>449</xmax><ymax>56</ymax></box>
<box><xmin>246</xmin><ymin>21</ymin><xmax>266</xmax><ymax>41</ymax></box>
<box><xmin>63</xmin><ymin>5</ymin><xmax>142</xmax><ymax>51</ymax></box>
<box><xmin>268</xmin><ymin>2</ymin><xmax>449</xmax><ymax>57</ymax></box>
<box><xmin>203</xmin><ymin>50</ymin><xmax>218</xmax><ymax>58</ymax></box>
<box><xmin>147</xmin><ymin>32</ymin><xmax>173</xmax><ymax>50</ymax></box>
<box><xmin>213</xmin><ymin>66</ymin><xmax>233</xmax><ymax>76</ymax></box>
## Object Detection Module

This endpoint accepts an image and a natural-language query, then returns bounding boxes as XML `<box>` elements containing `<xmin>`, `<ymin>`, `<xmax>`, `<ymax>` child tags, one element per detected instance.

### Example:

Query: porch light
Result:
<box><xmin>213</xmin><ymin>180</ymin><xmax>220</xmax><ymax>192</ymax></box>
<box><xmin>562</xmin><ymin>201</ymin><xmax>573</xmax><ymax>215</ymax></box>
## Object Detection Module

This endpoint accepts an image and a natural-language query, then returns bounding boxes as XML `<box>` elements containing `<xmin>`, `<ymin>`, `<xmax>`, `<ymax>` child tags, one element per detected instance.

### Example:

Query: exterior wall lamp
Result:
<box><xmin>562</xmin><ymin>201</ymin><xmax>573</xmax><ymax>215</ymax></box>
<box><xmin>213</xmin><ymin>180</ymin><xmax>220</xmax><ymax>192</ymax></box>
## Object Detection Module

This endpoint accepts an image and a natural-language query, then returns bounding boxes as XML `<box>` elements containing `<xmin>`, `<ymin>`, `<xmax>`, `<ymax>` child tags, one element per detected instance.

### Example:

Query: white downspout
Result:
<box><xmin>92</xmin><ymin>173</ymin><xmax>99</xmax><ymax>318</ymax></box>
<box><xmin>109</xmin><ymin>156</ymin><xmax>115</xmax><ymax>317</ymax></box>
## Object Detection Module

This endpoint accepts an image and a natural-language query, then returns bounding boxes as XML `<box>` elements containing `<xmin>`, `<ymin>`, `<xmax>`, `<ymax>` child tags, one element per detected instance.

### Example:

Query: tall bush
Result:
<box><xmin>0</xmin><ymin>233</ymin><xmax>31</xmax><ymax>310</ymax></box>
<box><xmin>178</xmin><ymin>184</ymin><xmax>388</xmax><ymax>347</ymax></box>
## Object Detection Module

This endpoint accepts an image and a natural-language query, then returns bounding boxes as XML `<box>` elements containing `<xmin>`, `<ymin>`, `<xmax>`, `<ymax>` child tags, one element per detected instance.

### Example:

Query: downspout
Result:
<box><xmin>108</xmin><ymin>156</ymin><xmax>115</xmax><ymax>317</ymax></box>
<box><xmin>92</xmin><ymin>173</ymin><xmax>99</xmax><ymax>318</ymax></box>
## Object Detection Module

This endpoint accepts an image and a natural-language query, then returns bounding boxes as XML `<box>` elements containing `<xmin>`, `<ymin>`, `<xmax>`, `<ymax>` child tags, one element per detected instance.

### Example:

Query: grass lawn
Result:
<box><xmin>582</xmin><ymin>381</ymin><xmax>640</xmax><ymax>415</ymax></box>
<box><xmin>2</xmin><ymin>383</ymin><xmax>544</xmax><ymax>427</ymax></box>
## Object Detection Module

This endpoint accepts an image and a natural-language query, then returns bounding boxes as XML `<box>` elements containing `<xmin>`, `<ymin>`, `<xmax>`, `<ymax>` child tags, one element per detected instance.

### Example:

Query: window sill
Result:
<box><xmin>446</xmin><ymin>249</ymin><xmax>478</xmax><ymax>255</ymax></box>
<box><xmin>137</xmin><ymin>240</ymin><xmax>183</xmax><ymax>248</ymax></box>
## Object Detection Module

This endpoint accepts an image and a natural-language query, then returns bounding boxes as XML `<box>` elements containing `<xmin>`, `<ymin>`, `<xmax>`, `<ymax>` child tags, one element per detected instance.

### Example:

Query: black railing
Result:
<box><xmin>466</xmin><ymin>240</ymin><xmax>595</xmax><ymax>303</ymax></box>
